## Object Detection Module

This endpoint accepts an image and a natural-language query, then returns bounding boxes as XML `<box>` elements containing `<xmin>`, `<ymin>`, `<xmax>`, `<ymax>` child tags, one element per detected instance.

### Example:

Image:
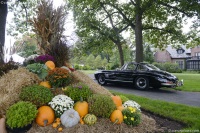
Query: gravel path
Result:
<box><xmin>88</xmin><ymin>74</ymin><xmax>200</xmax><ymax>107</ymax></box>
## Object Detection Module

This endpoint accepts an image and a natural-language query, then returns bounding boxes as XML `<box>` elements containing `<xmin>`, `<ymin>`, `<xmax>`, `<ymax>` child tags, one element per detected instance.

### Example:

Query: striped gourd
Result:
<box><xmin>83</xmin><ymin>114</ymin><xmax>97</xmax><ymax>125</ymax></box>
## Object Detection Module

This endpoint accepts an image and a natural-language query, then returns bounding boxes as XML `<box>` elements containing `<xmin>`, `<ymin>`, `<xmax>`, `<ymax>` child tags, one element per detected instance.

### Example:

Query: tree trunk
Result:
<box><xmin>0</xmin><ymin>0</ymin><xmax>8</xmax><ymax>64</ymax></box>
<box><xmin>135</xmin><ymin>0</ymin><xmax>143</xmax><ymax>63</ymax></box>
<box><xmin>116</xmin><ymin>42</ymin><xmax>124</xmax><ymax>67</ymax></box>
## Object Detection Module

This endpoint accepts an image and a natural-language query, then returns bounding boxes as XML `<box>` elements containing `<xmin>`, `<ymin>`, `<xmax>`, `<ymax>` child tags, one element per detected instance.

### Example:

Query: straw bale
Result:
<box><xmin>27</xmin><ymin>113</ymin><xmax>163</xmax><ymax>133</ymax></box>
<box><xmin>72</xmin><ymin>71</ymin><xmax>113</xmax><ymax>96</ymax></box>
<box><xmin>0</xmin><ymin>69</ymin><xmax>164</xmax><ymax>132</ymax></box>
<box><xmin>0</xmin><ymin>67</ymin><xmax>40</xmax><ymax>115</ymax></box>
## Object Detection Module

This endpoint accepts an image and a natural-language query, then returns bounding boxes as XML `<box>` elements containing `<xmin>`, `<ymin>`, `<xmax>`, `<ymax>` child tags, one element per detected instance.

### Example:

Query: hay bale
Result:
<box><xmin>0</xmin><ymin>69</ymin><xmax>164</xmax><ymax>132</ymax></box>
<box><xmin>0</xmin><ymin>67</ymin><xmax>40</xmax><ymax>115</ymax></box>
<box><xmin>27</xmin><ymin>114</ymin><xmax>163</xmax><ymax>133</ymax></box>
<box><xmin>72</xmin><ymin>71</ymin><xmax>113</xmax><ymax>96</ymax></box>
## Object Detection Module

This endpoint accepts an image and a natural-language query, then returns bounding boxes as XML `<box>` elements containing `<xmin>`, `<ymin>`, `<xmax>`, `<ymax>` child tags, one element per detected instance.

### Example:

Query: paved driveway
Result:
<box><xmin>88</xmin><ymin>74</ymin><xmax>200</xmax><ymax>107</ymax></box>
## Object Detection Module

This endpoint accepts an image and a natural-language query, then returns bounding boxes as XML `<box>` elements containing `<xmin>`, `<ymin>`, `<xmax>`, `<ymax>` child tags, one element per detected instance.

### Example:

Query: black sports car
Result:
<box><xmin>94</xmin><ymin>62</ymin><xmax>183</xmax><ymax>90</ymax></box>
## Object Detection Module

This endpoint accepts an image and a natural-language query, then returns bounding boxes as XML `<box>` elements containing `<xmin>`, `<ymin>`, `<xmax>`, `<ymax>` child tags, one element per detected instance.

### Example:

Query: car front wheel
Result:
<box><xmin>97</xmin><ymin>74</ymin><xmax>107</xmax><ymax>85</ymax></box>
<box><xmin>134</xmin><ymin>77</ymin><xmax>149</xmax><ymax>90</ymax></box>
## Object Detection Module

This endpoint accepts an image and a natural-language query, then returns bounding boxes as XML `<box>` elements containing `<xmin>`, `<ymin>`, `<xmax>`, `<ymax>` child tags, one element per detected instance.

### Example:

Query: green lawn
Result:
<box><xmin>112</xmin><ymin>91</ymin><xmax>200</xmax><ymax>130</ymax></box>
<box><xmin>173</xmin><ymin>73</ymin><xmax>200</xmax><ymax>92</ymax></box>
<box><xmin>81</xmin><ymin>70</ymin><xmax>200</xmax><ymax>92</ymax></box>
<box><xmin>81</xmin><ymin>70</ymin><xmax>200</xmax><ymax>129</ymax></box>
<box><xmin>80</xmin><ymin>70</ymin><xmax>96</xmax><ymax>74</ymax></box>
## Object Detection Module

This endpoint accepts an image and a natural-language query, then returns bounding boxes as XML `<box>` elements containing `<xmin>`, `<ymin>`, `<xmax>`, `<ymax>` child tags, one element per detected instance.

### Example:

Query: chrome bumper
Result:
<box><xmin>161</xmin><ymin>79</ymin><xmax>183</xmax><ymax>88</ymax></box>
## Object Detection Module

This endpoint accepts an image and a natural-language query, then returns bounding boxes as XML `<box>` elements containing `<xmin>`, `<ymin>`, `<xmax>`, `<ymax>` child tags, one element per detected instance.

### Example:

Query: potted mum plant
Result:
<box><xmin>46</xmin><ymin>67</ymin><xmax>72</xmax><ymax>88</ymax></box>
<box><xmin>49</xmin><ymin>94</ymin><xmax>74</xmax><ymax>117</ymax></box>
<box><xmin>6</xmin><ymin>101</ymin><xmax>38</xmax><ymax>133</ymax></box>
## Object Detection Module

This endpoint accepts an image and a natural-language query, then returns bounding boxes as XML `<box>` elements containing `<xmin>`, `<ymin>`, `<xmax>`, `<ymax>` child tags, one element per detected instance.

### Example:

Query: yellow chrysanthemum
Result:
<box><xmin>132</xmin><ymin>108</ymin><xmax>136</xmax><ymax>113</ymax></box>
<box><xmin>124</xmin><ymin>116</ymin><xmax>127</xmax><ymax>119</ymax></box>
<box><xmin>131</xmin><ymin>110</ymin><xmax>134</xmax><ymax>113</ymax></box>
<box><xmin>128</xmin><ymin>106</ymin><xmax>133</xmax><ymax>110</ymax></box>
<box><xmin>131</xmin><ymin>117</ymin><xmax>134</xmax><ymax>121</ymax></box>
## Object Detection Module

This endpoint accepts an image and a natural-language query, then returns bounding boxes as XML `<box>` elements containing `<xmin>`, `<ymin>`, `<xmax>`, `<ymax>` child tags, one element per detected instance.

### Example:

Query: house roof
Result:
<box><xmin>166</xmin><ymin>45</ymin><xmax>191</xmax><ymax>59</ymax></box>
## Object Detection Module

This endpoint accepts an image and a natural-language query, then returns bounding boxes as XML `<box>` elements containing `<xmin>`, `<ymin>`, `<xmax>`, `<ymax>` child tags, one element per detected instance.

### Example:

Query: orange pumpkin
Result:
<box><xmin>74</xmin><ymin>99</ymin><xmax>88</xmax><ymax>118</ymax></box>
<box><xmin>58</xmin><ymin>127</ymin><xmax>63</xmax><ymax>132</ymax></box>
<box><xmin>55</xmin><ymin>118</ymin><xmax>61</xmax><ymax>122</ymax></box>
<box><xmin>45</xmin><ymin>61</ymin><xmax>55</xmax><ymax>70</ymax></box>
<box><xmin>39</xmin><ymin>81</ymin><xmax>51</xmax><ymax>88</ymax></box>
<box><xmin>52</xmin><ymin>122</ymin><xmax>58</xmax><ymax>128</ymax></box>
<box><xmin>110</xmin><ymin>110</ymin><xmax>123</xmax><ymax>124</ymax></box>
<box><xmin>36</xmin><ymin>106</ymin><xmax>55</xmax><ymax>126</ymax></box>
<box><xmin>111</xmin><ymin>95</ymin><xmax>122</xmax><ymax>107</ymax></box>
<box><xmin>80</xmin><ymin>117</ymin><xmax>84</xmax><ymax>125</ymax></box>
<box><xmin>117</xmin><ymin>106</ymin><xmax>124</xmax><ymax>111</ymax></box>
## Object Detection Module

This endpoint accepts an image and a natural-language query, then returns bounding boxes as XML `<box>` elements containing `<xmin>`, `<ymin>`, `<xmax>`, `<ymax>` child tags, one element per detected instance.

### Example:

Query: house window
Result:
<box><xmin>194</xmin><ymin>52</ymin><xmax>200</xmax><ymax>59</ymax></box>
<box><xmin>176</xmin><ymin>61</ymin><xmax>184</xmax><ymax>69</ymax></box>
<box><xmin>177</xmin><ymin>49</ymin><xmax>184</xmax><ymax>54</ymax></box>
<box><xmin>195</xmin><ymin>52</ymin><xmax>200</xmax><ymax>56</ymax></box>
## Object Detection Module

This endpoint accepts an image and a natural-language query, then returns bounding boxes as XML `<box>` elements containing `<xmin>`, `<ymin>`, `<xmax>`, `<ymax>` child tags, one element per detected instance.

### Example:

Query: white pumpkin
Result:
<box><xmin>60</xmin><ymin>109</ymin><xmax>80</xmax><ymax>128</ymax></box>
<box><xmin>61</xmin><ymin>66</ymin><xmax>72</xmax><ymax>73</ymax></box>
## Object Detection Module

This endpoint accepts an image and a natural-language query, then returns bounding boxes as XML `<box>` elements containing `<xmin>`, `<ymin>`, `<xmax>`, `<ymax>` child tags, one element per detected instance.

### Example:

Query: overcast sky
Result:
<box><xmin>4</xmin><ymin>0</ymin><xmax>194</xmax><ymax>62</ymax></box>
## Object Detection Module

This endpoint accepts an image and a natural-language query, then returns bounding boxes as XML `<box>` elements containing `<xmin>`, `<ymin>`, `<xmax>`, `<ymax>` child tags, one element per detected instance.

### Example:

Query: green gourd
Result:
<box><xmin>83</xmin><ymin>114</ymin><xmax>97</xmax><ymax>126</ymax></box>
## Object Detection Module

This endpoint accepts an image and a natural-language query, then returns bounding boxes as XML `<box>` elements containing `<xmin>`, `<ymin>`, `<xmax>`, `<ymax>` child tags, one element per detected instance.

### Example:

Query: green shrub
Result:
<box><xmin>88</xmin><ymin>94</ymin><xmax>116</xmax><ymax>118</ymax></box>
<box><xmin>6</xmin><ymin>101</ymin><xmax>38</xmax><ymax>128</ymax></box>
<box><xmin>83</xmin><ymin>65</ymin><xmax>89</xmax><ymax>70</ymax></box>
<box><xmin>110</xmin><ymin>63</ymin><xmax>120</xmax><ymax>70</ymax></box>
<box><xmin>74</xmin><ymin>64</ymin><xmax>80</xmax><ymax>70</ymax></box>
<box><xmin>119</xmin><ymin>95</ymin><xmax>129</xmax><ymax>103</ymax></box>
<box><xmin>20</xmin><ymin>85</ymin><xmax>54</xmax><ymax>107</ymax></box>
<box><xmin>153</xmin><ymin>62</ymin><xmax>182</xmax><ymax>73</ymax></box>
<box><xmin>64</xmin><ymin>82</ymin><xmax>93</xmax><ymax>102</ymax></box>
<box><xmin>82</xmin><ymin>65</ymin><xmax>91</xmax><ymax>70</ymax></box>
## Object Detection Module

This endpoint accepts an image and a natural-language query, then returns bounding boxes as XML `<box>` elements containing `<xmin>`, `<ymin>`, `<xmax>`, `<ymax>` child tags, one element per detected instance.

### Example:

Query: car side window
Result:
<box><xmin>126</xmin><ymin>63</ymin><xmax>136</xmax><ymax>70</ymax></box>
<box><xmin>137</xmin><ymin>64</ymin><xmax>147</xmax><ymax>71</ymax></box>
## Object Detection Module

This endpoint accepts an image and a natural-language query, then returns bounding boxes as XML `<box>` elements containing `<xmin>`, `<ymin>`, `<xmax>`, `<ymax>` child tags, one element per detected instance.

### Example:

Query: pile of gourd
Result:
<box><xmin>0</xmin><ymin>60</ymin><xmax>135</xmax><ymax>132</ymax></box>
<box><xmin>33</xmin><ymin>61</ymin><xmax>125</xmax><ymax>132</ymax></box>
<box><xmin>34</xmin><ymin>95</ymin><xmax>124</xmax><ymax>132</ymax></box>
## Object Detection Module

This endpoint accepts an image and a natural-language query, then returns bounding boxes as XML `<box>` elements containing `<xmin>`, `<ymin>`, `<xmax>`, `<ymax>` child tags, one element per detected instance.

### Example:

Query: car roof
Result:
<box><xmin>129</xmin><ymin>62</ymin><xmax>148</xmax><ymax>65</ymax></box>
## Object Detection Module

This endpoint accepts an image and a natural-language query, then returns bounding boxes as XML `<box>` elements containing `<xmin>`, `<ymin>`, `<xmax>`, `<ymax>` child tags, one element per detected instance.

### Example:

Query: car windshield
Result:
<box><xmin>144</xmin><ymin>64</ymin><xmax>160</xmax><ymax>70</ymax></box>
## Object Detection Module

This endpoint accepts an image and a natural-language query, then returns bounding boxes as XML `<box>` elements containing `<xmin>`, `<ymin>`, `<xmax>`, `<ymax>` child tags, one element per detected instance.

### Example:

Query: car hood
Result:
<box><xmin>95</xmin><ymin>70</ymin><xmax>115</xmax><ymax>73</ymax></box>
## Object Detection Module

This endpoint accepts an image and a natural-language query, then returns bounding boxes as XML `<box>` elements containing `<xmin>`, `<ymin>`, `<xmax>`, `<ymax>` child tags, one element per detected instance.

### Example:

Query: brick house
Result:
<box><xmin>154</xmin><ymin>45</ymin><xmax>200</xmax><ymax>70</ymax></box>
<box><xmin>187</xmin><ymin>46</ymin><xmax>200</xmax><ymax>70</ymax></box>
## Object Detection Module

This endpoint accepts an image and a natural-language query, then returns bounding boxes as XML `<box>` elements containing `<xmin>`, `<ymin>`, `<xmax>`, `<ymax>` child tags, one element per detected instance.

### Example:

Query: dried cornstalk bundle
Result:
<box><xmin>72</xmin><ymin>71</ymin><xmax>113</xmax><ymax>96</ymax></box>
<box><xmin>0</xmin><ymin>67</ymin><xmax>40</xmax><ymax>115</ymax></box>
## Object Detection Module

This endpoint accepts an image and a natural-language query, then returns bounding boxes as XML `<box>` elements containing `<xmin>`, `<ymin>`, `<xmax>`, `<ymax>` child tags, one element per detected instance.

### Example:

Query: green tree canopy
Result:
<box><xmin>68</xmin><ymin>0</ymin><xmax>130</xmax><ymax>66</ymax></box>
<box><xmin>13</xmin><ymin>33</ymin><xmax>38</xmax><ymax>57</ymax></box>
<box><xmin>68</xmin><ymin>0</ymin><xmax>200</xmax><ymax>64</ymax></box>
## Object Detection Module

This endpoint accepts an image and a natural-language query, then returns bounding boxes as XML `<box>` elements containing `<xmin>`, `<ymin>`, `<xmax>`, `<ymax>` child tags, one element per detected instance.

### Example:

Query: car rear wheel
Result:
<box><xmin>97</xmin><ymin>74</ymin><xmax>107</xmax><ymax>85</ymax></box>
<box><xmin>134</xmin><ymin>77</ymin><xmax>149</xmax><ymax>90</ymax></box>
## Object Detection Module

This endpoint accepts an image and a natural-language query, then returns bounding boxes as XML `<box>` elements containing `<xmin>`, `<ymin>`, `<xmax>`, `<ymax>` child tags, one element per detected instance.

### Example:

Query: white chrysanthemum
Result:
<box><xmin>48</xmin><ymin>94</ymin><xmax>74</xmax><ymax>116</ymax></box>
<box><xmin>123</xmin><ymin>100</ymin><xmax>141</xmax><ymax>112</ymax></box>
